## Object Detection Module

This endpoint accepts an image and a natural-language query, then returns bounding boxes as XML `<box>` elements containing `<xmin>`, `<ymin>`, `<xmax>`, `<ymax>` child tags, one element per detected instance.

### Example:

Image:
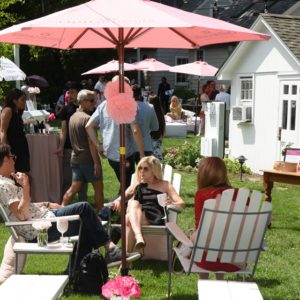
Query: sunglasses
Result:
<box><xmin>9</xmin><ymin>154</ymin><xmax>17</xmax><ymax>162</ymax></box>
<box><xmin>138</xmin><ymin>166</ymin><xmax>149</xmax><ymax>172</ymax></box>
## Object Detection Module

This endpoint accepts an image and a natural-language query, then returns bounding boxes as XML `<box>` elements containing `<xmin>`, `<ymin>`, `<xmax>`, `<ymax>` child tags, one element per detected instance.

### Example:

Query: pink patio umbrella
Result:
<box><xmin>169</xmin><ymin>61</ymin><xmax>218</xmax><ymax>134</ymax></box>
<box><xmin>82</xmin><ymin>59</ymin><xmax>144</xmax><ymax>75</ymax></box>
<box><xmin>0</xmin><ymin>0</ymin><xmax>270</xmax><ymax>280</ymax></box>
<box><xmin>133</xmin><ymin>58</ymin><xmax>171</xmax><ymax>92</ymax></box>
<box><xmin>133</xmin><ymin>58</ymin><xmax>171</xmax><ymax>72</ymax></box>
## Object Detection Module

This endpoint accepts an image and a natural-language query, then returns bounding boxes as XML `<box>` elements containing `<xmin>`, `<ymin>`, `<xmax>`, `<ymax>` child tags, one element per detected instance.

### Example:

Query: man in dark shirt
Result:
<box><xmin>157</xmin><ymin>76</ymin><xmax>171</xmax><ymax>114</ymax></box>
<box><xmin>56</xmin><ymin>81</ymin><xmax>88</xmax><ymax>202</ymax></box>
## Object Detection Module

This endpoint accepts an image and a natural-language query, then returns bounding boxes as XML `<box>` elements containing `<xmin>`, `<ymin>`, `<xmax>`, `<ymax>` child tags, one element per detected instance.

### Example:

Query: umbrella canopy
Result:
<box><xmin>26</xmin><ymin>75</ymin><xmax>49</xmax><ymax>88</ymax></box>
<box><xmin>133</xmin><ymin>58</ymin><xmax>171</xmax><ymax>72</ymax></box>
<box><xmin>0</xmin><ymin>0</ymin><xmax>270</xmax><ymax>280</ymax></box>
<box><xmin>82</xmin><ymin>60</ymin><xmax>143</xmax><ymax>75</ymax></box>
<box><xmin>169</xmin><ymin>61</ymin><xmax>218</xmax><ymax>77</ymax></box>
<box><xmin>0</xmin><ymin>0</ymin><xmax>269</xmax><ymax>50</ymax></box>
<box><xmin>0</xmin><ymin>56</ymin><xmax>26</xmax><ymax>81</ymax></box>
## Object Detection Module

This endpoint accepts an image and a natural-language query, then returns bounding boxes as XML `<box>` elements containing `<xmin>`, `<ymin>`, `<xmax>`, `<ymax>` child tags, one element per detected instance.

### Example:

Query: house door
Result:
<box><xmin>279</xmin><ymin>81</ymin><xmax>300</xmax><ymax>147</ymax></box>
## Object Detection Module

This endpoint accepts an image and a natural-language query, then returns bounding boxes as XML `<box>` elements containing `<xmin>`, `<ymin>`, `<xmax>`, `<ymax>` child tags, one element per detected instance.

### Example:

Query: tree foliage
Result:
<box><xmin>0</xmin><ymin>0</ymin><xmax>117</xmax><ymax>105</ymax></box>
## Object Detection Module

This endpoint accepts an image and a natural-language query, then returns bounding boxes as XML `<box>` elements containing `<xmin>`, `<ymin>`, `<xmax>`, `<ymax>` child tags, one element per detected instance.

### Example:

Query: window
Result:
<box><xmin>175</xmin><ymin>56</ymin><xmax>188</xmax><ymax>85</ymax></box>
<box><xmin>196</xmin><ymin>49</ymin><xmax>204</xmax><ymax>61</ymax></box>
<box><xmin>282</xmin><ymin>100</ymin><xmax>288</xmax><ymax>129</ymax></box>
<box><xmin>281</xmin><ymin>84</ymin><xmax>297</xmax><ymax>131</ymax></box>
<box><xmin>240</xmin><ymin>76</ymin><xmax>253</xmax><ymax>103</ymax></box>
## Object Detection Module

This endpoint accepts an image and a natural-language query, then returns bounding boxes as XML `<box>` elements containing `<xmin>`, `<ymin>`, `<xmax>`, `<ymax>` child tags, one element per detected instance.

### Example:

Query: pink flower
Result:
<box><xmin>102</xmin><ymin>276</ymin><xmax>141</xmax><ymax>299</ymax></box>
<box><xmin>49</xmin><ymin>113</ymin><xmax>55</xmax><ymax>122</ymax></box>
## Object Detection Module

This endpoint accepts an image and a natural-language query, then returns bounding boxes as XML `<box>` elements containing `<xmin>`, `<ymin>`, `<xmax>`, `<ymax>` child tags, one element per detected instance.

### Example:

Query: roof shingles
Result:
<box><xmin>262</xmin><ymin>14</ymin><xmax>300</xmax><ymax>61</ymax></box>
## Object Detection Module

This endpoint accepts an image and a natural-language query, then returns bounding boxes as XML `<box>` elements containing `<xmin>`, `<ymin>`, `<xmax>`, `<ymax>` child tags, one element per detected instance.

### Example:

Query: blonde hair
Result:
<box><xmin>197</xmin><ymin>157</ymin><xmax>230</xmax><ymax>190</ymax></box>
<box><xmin>170</xmin><ymin>95</ymin><xmax>180</xmax><ymax>105</ymax></box>
<box><xmin>135</xmin><ymin>156</ymin><xmax>163</xmax><ymax>182</ymax></box>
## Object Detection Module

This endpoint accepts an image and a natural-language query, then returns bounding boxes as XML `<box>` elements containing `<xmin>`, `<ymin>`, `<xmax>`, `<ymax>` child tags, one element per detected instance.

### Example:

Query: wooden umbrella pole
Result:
<box><xmin>194</xmin><ymin>77</ymin><xmax>200</xmax><ymax>135</ymax></box>
<box><xmin>118</xmin><ymin>28</ymin><xmax>128</xmax><ymax>276</ymax></box>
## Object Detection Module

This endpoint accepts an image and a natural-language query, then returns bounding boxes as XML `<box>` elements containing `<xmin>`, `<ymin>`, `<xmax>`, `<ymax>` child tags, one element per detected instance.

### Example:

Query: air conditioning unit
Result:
<box><xmin>232</xmin><ymin>106</ymin><xmax>252</xmax><ymax>122</ymax></box>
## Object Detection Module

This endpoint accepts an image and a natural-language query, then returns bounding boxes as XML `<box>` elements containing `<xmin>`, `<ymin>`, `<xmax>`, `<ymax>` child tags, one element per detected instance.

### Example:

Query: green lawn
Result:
<box><xmin>0</xmin><ymin>135</ymin><xmax>300</xmax><ymax>299</ymax></box>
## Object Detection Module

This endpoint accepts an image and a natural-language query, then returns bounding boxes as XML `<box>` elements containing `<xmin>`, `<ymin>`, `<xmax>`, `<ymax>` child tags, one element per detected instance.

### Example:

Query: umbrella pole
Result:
<box><xmin>194</xmin><ymin>77</ymin><xmax>200</xmax><ymax>135</ymax></box>
<box><xmin>118</xmin><ymin>28</ymin><xmax>128</xmax><ymax>276</ymax></box>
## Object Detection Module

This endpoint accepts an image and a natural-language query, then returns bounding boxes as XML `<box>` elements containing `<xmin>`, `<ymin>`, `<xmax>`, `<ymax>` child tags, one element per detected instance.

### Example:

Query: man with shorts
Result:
<box><xmin>62</xmin><ymin>89</ymin><xmax>104</xmax><ymax>211</ymax></box>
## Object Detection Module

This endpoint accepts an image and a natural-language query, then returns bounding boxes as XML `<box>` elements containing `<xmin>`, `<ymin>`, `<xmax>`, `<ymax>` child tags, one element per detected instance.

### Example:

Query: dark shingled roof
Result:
<box><xmin>261</xmin><ymin>13</ymin><xmax>300</xmax><ymax>61</ymax></box>
<box><xmin>180</xmin><ymin>0</ymin><xmax>298</xmax><ymax>28</ymax></box>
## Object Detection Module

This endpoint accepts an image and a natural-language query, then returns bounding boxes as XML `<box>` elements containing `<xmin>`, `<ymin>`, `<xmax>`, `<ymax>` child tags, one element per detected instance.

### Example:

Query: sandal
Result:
<box><xmin>135</xmin><ymin>233</ymin><xmax>146</xmax><ymax>250</ymax></box>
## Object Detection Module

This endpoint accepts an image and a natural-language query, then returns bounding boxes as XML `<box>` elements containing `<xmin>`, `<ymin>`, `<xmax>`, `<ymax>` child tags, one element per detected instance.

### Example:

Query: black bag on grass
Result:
<box><xmin>73</xmin><ymin>250</ymin><xmax>108</xmax><ymax>295</ymax></box>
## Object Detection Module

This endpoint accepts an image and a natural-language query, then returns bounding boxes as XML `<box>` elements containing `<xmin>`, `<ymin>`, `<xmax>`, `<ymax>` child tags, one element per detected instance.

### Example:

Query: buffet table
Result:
<box><xmin>261</xmin><ymin>169</ymin><xmax>300</xmax><ymax>202</ymax></box>
<box><xmin>26</xmin><ymin>134</ymin><xmax>62</xmax><ymax>203</ymax></box>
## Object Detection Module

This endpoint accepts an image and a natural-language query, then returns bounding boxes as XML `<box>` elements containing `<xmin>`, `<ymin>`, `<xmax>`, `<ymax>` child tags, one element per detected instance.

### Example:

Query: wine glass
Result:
<box><xmin>57</xmin><ymin>217</ymin><xmax>69</xmax><ymax>245</ymax></box>
<box><xmin>157</xmin><ymin>193</ymin><xmax>168</xmax><ymax>221</ymax></box>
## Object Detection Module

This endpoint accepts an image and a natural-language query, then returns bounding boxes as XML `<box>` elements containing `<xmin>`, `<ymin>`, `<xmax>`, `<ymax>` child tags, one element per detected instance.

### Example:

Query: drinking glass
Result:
<box><xmin>57</xmin><ymin>218</ymin><xmax>69</xmax><ymax>245</ymax></box>
<box><xmin>157</xmin><ymin>193</ymin><xmax>168</xmax><ymax>220</ymax></box>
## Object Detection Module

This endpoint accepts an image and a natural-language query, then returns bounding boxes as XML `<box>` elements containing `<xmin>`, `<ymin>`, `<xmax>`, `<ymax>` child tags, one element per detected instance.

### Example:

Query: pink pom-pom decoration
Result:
<box><xmin>104</xmin><ymin>79</ymin><xmax>137</xmax><ymax>124</ymax></box>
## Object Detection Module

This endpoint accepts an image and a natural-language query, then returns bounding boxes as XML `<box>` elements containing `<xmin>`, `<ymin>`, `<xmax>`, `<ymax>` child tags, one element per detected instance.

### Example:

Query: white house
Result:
<box><xmin>217</xmin><ymin>14</ymin><xmax>300</xmax><ymax>173</ymax></box>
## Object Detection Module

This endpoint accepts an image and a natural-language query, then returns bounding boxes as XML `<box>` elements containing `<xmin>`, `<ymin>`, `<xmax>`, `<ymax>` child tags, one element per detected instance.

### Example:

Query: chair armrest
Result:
<box><xmin>5</xmin><ymin>215</ymin><xmax>80</xmax><ymax>227</ymax></box>
<box><xmin>166</xmin><ymin>222</ymin><xmax>193</xmax><ymax>247</ymax></box>
<box><xmin>167</xmin><ymin>205</ymin><xmax>183</xmax><ymax>214</ymax></box>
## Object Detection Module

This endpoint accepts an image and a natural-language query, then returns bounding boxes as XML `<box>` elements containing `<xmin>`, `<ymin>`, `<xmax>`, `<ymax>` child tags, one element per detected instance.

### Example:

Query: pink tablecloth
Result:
<box><xmin>26</xmin><ymin>134</ymin><xmax>62</xmax><ymax>203</ymax></box>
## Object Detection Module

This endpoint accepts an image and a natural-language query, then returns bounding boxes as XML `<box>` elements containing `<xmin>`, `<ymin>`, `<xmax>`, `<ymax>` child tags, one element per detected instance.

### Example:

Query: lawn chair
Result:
<box><xmin>166</xmin><ymin>188</ymin><xmax>272</xmax><ymax>298</ymax></box>
<box><xmin>109</xmin><ymin>164</ymin><xmax>183</xmax><ymax>260</ymax></box>
<box><xmin>0</xmin><ymin>202</ymin><xmax>82</xmax><ymax>279</ymax></box>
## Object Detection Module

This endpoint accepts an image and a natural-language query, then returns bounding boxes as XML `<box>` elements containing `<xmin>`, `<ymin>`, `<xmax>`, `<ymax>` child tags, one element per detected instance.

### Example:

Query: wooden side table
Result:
<box><xmin>261</xmin><ymin>169</ymin><xmax>300</xmax><ymax>202</ymax></box>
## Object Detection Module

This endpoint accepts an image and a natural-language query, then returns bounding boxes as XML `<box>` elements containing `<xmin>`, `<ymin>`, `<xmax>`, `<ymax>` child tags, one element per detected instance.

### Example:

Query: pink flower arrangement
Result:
<box><xmin>49</xmin><ymin>113</ymin><xmax>55</xmax><ymax>122</ymax></box>
<box><xmin>102</xmin><ymin>276</ymin><xmax>141</xmax><ymax>299</ymax></box>
<box><xmin>32</xmin><ymin>220</ymin><xmax>52</xmax><ymax>231</ymax></box>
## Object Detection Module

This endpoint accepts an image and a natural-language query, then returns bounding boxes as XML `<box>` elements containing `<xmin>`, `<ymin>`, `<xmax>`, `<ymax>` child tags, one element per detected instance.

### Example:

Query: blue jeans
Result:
<box><xmin>108</xmin><ymin>154</ymin><xmax>135</xmax><ymax>190</ymax></box>
<box><xmin>48</xmin><ymin>202</ymin><xmax>109</xmax><ymax>271</ymax></box>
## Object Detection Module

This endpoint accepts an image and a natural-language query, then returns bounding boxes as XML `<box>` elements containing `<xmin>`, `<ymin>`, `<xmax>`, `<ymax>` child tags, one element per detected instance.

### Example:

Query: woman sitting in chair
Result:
<box><xmin>112</xmin><ymin>156</ymin><xmax>185</xmax><ymax>252</ymax></box>
<box><xmin>166</xmin><ymin>95</ymin><xmax>182</xmax><ymax>120</ymax></box>
<box><xmin>193</xmin><ymin>157</ymin><xmax>241</xmax><ymax>279</ymax></box>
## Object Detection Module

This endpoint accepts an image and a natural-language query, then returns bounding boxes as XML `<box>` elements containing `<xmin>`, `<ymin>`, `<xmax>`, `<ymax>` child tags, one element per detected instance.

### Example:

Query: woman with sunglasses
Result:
<box><xmin>112</xmin><ymin>156</ymin><xmax>185</xmax><ymax>252</ymax></box>
<box><xmin>0</xmin><ymin>88</ymin><xmax>30</xmax><ymax>173</ymax></box>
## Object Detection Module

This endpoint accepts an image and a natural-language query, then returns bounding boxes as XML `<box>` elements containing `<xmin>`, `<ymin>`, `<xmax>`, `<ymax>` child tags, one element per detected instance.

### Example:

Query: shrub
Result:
<box><xmin>163</xmin><ymin>141</ymin><xmax>201</xmax><ymax>168</ymax></box>
<box><xmin>224</xmin><ymin>158</ymin><xmax>252</xmax><ymax>175</ymax></box>
<box><xmin>173</xmin><ymin>87</ymin><xmax>196</xmax><ymax>101</ymax></box>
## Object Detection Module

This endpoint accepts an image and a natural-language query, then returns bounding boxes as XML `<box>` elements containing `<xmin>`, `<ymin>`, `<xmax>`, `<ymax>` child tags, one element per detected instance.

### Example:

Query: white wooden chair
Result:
<box><xmin>166</xmin><ymin>188</ymin><xmax>272</xmax><ymax>298</ymax></box>
<box><xmin>0</xmin><ymin>202</ymin><xmax>82</xmax><ymax>278</ymax></box>
<box><xmin>109</xmin><ymin>164</ymin><xmax>183</xmax><ymax>260</ymax></box>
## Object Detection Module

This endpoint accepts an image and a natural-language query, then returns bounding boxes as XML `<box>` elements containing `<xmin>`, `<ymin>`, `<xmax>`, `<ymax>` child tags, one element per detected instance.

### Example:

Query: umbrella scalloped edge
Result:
<box><xmin>105</xmin><ymin>80</ymin><xmax>137</xmax><ymax>124</ymax></box>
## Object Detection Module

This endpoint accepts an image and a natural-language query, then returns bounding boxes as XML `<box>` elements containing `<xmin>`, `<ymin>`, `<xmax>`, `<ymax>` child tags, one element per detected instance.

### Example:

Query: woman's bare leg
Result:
<box><xmin>125</xmin><ymin>214</ymin><xmax>136</xmax><ymax>252</ymax></box>
<box><xmin>126</xmin><ymin>199</ymin><xmax>149</xmax><ymax>248</ymax></box>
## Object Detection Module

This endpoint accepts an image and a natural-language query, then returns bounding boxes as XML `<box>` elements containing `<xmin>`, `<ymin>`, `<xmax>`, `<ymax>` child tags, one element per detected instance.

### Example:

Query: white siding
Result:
<box><xmin>229</xmin><ymin>73</ymin><xmax>279</xmax><ymax>173</ymax></box>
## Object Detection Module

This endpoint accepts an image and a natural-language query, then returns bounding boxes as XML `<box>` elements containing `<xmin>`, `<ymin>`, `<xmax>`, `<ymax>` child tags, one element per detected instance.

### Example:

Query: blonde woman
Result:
<box><xmin>112</xmin><ymin>156</ymin><xmax>184</xmax><ymax>252</ymax></box>
<box><xmin>167</xmin><ymin>95</ymin><xmax>182</xmax><ymax>120</ymax></box>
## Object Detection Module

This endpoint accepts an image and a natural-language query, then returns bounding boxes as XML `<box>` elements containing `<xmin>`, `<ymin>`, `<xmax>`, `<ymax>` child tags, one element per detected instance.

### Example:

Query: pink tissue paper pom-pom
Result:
<box><xmin>106</xmin><ymin>93</ymin><xmax>137</xmax><ymax>124</ymax></box>
<box><xmin>104</xmin><ymin>79</ymin><xmax>133</xmax><ymax>99</ymax></box>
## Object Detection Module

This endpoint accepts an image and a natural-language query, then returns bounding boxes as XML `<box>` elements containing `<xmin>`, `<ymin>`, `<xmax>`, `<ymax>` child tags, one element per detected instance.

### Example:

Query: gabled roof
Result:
<box><xmin>180</xmin><ymin>0</ymin><xmax>298</xmax><ymax>28</ymax></box>
<box><xmin>217</xmin><ymin>0</ymin><xmax>298</xmax><ymax>28</ymax></box>
<box><xmin>261</xmin><ymin>13</ymin><xmax>300</xmax><ymax>61</ymax></box>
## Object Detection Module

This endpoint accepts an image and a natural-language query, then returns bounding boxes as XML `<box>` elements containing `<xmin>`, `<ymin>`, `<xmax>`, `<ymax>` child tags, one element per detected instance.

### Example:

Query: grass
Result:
<box><xmin>1</xmin><ymin>135</ymin><xmax>300</xmax><ymax>299</ymax></box>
